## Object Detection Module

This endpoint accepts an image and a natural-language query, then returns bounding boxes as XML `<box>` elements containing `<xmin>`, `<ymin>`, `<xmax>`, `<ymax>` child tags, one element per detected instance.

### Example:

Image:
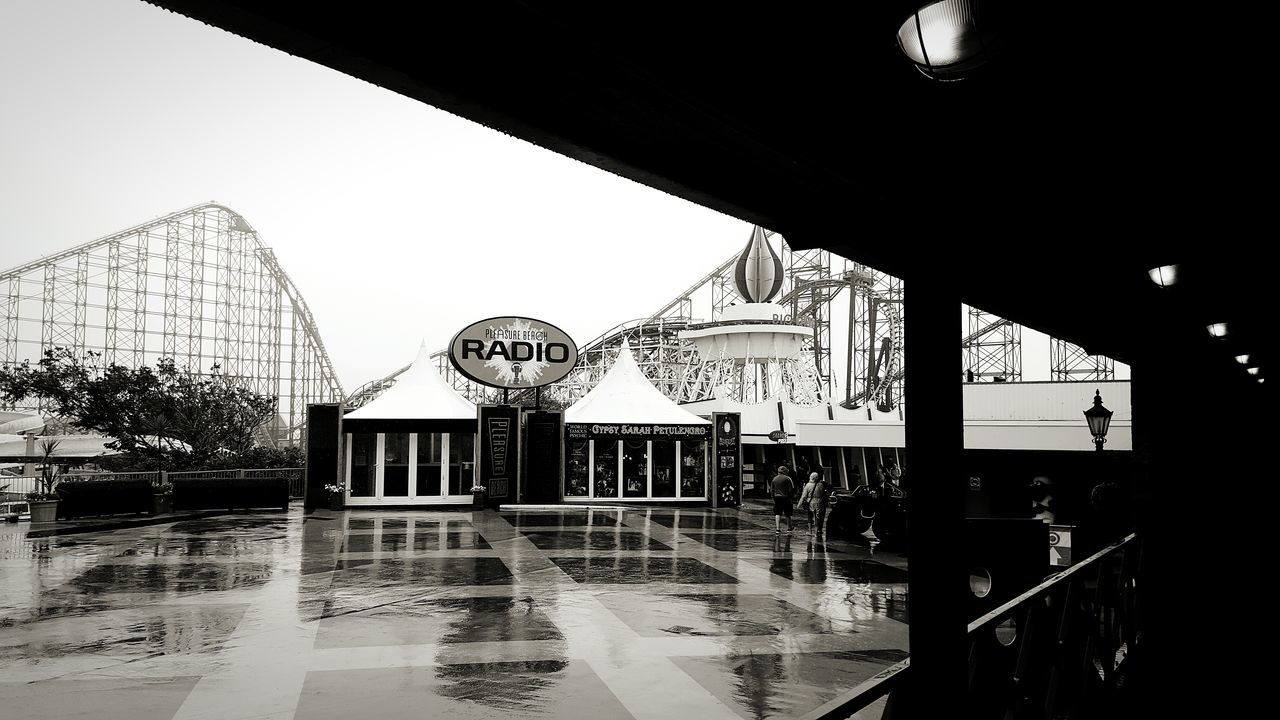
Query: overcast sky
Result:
<box><xmin>0</xmin><ymin>0</ymin><xmax>1123</xmax><ymax>391</ymax></box>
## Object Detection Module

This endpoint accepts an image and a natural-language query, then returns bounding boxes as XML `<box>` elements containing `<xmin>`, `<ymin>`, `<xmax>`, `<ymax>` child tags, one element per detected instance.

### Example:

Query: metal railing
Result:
<box><xmin>0</xmin><ymin>467</ymin><xmax>306</xmax><ymax>500</ymax></box>
<box><xmin>967</xmin><ymin>533</ymin><xmax>1140</xmax><ymax>719</ymax></box>
<box><xmin>807</xmin><ymin>532</ymin><xmax>1141</xmax><ymax>719</ymax></box>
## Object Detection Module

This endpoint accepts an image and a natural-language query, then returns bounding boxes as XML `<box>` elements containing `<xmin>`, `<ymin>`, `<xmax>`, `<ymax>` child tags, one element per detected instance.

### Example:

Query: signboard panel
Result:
<box><xmin>479</xmin><ymin>405</ymin><xmax>520</xmax><ymax>500</ymax></box>
<box><xmin>1048</xmin><ymin>524</ymin><xmax>1074</xmax><ymax>567</ymax></box>
<box><xmin>449</xmin><ymin>316</ymin><xmax>578</xmax><ymax>389</ymax></box>
<box><xmin>566</xmin><ymin>423</ymin><xmax>709</xmax><ymax>440</ymax></box>
<box><xmin>713</xmin><ymin>412</ymin><xmax>742</xmax><ymax>508</ymax></box>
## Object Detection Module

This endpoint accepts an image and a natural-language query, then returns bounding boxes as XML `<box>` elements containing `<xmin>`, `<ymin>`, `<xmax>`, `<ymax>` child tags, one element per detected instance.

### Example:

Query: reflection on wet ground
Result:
<box><xmin>68</xmin><ymin>561</ymin><xmax>276</xmax><ymax>594</ymax></box>
<box><xmin>682</xmin><ymin>531</ymin><xmax>845</xmax><ymax>553</ymax></box>
<box><xmin>522</xmin><ymin>529</ymin><xmax>670</xmax><ymax>551</ymax></box>
<box><xmin>332</xmin><ymin>556</ymin><xmax>514</xmax><ymax>587</ymax></box>
<box><xmin>1</xmin><ymin>504</ymin><xmax>908</xmax><ymax>720</ymax></box>
<box><xmin>752</xmin><ymin>557</ymin><xmax>909</xmax><ymax>584</ymax></box>
<box><xmin>500</xmin><ymin>511</ymin><xmax>622</xmax><ymax>527</ymax></box>
<box><xmin>296</xmin><ymin>660</ymin><xmax>631</xmax><ymax>720</ymax></box>
<box><xmin>550</xmin><ymin>556</ymin><xmax>740</xmax><ymax>584</ymax></box>
<box><xmin>342</xmin><ymin>530</ymin><xmax>491</xmax><ymax>552</ymax></box>
<box><xmin>0</xmin><ymin>677</ymin><xmax>202</xmax><ymax>720</ymax></box>
<box><xmin>317</xmin><ymin>595</ymin><xmax>562</xmax><ymax>648</ymax></box>
<box><xmin>167</xmin><ymin>516</ymin><xmax>292</xmax><ymax>536</ymax></box>
<box><xmin>674</xmin><ymin>649</ymin><xmax>910</xmax><ymax>720</ymax></box>
<box><xmin>0</xmin><ymin>604</ymin><xmax>248</xmax><ymax>660</ymax></box>
<box><xmin>598</xmin><ymin>592</ymin><xmax>838</xmax><ymax>637</ymax></box>
<box><xmin>116</xmin><ymin>537</ymin><xmax>280</xmax><ymax>558</ymax></box>
<box><xmin>647</xmin><ymin>513</ymin><xmax>765</xmax><ymax>531</ymax></box>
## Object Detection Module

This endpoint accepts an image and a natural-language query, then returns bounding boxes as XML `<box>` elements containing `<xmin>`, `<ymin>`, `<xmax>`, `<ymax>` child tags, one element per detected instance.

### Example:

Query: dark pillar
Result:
<box><xmin>304</xmin><ymin>403</ymin><xmax>342</xmax><ymax>511</ymax></box>
<box><xmin>895</xmin><ymin>278</ymin><xmax>966</xmax><ymax>713</ymax></box>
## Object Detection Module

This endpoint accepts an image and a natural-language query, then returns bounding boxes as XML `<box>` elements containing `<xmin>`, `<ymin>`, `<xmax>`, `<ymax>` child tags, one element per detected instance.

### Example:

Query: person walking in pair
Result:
<box><xmin>799</xmin><ymin>471</ymin><xmax>831</xmax><ymax>536</ymax></box>
<box><xmin>770</xmin><ymin>465</ymin><xmax>796</xmax><ymax>533</ymax></box>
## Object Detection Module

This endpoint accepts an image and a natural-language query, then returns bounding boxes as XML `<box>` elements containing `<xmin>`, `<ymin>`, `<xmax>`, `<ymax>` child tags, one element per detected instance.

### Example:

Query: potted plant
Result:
<box><xmin>27</xmin><ymin>439</ymin><xmax>64</xmax><ymax>523</ymax></box>
<box><xmin>324</xmin><ymin>482</ymin><xmax>346</xmax><ymax>511</ymax></box>
<box><xmin>470</xmin><ymin>484</ymin><xmax>487</xmax><ymax>509</ymax></box>
<box><xmin>151</xmin><ymin>480</ymin><xmax>174</xmax><ymax>515</ymax></box>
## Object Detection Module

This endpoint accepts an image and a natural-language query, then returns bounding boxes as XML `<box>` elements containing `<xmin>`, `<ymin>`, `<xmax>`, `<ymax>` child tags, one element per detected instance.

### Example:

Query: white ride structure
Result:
<box><xmin>676</xmin><ymin>227</ymin><xmax>825</xmax><ymax>407</ymax></box>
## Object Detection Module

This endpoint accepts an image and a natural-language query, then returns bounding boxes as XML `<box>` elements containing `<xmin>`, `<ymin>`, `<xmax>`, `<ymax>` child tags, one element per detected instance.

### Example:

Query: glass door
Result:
<box><xmin>447</xmin><ymin>432</ymin><xmax>474</xmax><ymax>496</ymax></box>
<box><xmin>382</xmin><ymin>433</ymin><xmax>411</xmax><ymax>498</ymax></box>
<box><xmin>348</xmin><ymin>433</ymin><xmax>377</xmax><ymax>499</ymax></box>
<box><xmin>622</xmin><ymin>440</ymin><xmax>648</xmax><ymax>497</ymax></box>
<box><xmin>594</xmin><ymin>440</ymin><xmax>618</xmax><ymax>498</ymax></box>
<box><xmin>416</xmin><ymin>432</ymin><xmax>443</xmax><ymax>498</ymax></box>
<box><xmin>652</xmin><ymin>440</ymin><xmax>676</xmax><ymax>497</ymax></box>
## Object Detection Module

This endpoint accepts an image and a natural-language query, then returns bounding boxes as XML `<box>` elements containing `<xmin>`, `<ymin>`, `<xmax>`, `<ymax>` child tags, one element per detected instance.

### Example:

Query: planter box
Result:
<box><xmin>327</xmin><ymin>492</ymin><xmax>345</xmax><ymax>511</ymax></box>
<box><xmin>57</xmin><ymin>478</ymin><xmax>153</xmax><ymax>519</ymax></box>
<box><xmin>152</xmin><ymin>494</ymin><xmax>174</xmax><ymax>515</ymax></box>
<box><xmin>29</xmin><ymin>500</ymin><xmax>59</xmax><ymax>523</ymax></box>
<box><xmin>471</xmin><ymin>492</ymin><xmax>486</xmax><ymax>509</ymax></box>
<box><xmin>173</xmin><ymin>477</ymin><xmax>289</xmax><ymax>511</ymax></box>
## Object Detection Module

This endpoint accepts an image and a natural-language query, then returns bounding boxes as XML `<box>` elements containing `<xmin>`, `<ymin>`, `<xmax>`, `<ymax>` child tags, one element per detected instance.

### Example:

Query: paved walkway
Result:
<box><xmin>0</xmin><ymin>503</ymin><xmax>908</xmax><ymax>720</ymax></box>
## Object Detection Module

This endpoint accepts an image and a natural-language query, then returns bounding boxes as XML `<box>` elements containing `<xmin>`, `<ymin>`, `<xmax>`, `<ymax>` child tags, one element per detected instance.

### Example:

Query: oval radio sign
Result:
<box><xmin>448</xmin><ymin>316</ymin><xmax>579</xmax><ymax>389</ymax></box>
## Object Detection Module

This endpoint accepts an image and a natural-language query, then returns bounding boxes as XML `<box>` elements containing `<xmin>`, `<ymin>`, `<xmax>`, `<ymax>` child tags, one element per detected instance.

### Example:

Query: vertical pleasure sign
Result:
<box><xmin>480</xmin><ymin>405</ymin><xmax>519</xmax><ymax>500</ymax></box>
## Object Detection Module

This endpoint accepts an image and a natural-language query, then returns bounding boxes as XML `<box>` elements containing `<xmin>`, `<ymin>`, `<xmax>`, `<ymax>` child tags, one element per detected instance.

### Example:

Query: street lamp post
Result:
<box><xmin>1084</xmin><ymin>389</ymin><xmax>1114</xmax><ymax>452</ymax></box>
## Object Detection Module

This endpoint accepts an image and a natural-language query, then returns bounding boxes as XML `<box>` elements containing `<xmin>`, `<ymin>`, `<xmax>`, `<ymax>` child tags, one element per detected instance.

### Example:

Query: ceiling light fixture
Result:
<box><xmin>1236</xmin><ymin>354</ymin><xmax>1251</xmax><ymax>364</ymax></box>
<box><xmin>1207</xmin><ymin>323</ymin><xmax>1228</xmax><ymax>338</ymax></box>
<box><xmin>897</xmin><ymin>0</ymin><xmax>997</xmax><ymax>81</ymax></box>
<box><xmin>1147</xmin><ymin>265</ymin><xmax>1179</xmax><ymax>287</ymax></box>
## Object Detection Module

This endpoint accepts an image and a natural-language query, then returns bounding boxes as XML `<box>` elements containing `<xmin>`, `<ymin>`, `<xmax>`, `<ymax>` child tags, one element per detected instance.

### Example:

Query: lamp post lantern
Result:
<box><xmin>1084</xmin><ymin>389</ymin><xmax>1113</xmax><ymax>452</ymax></box>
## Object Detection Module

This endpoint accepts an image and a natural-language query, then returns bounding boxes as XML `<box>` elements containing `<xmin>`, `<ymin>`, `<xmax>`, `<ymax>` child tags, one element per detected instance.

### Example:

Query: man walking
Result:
<box><xmin>771</xmin><ymin>465</ymin><xmax>796</xmax><ymax>533</ymax></box>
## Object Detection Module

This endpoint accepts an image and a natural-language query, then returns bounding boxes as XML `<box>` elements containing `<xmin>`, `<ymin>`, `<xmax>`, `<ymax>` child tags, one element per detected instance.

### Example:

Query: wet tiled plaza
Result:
<box><xmin>0</xmin><ymin>503</ymin><xmax>908</xmax><ymax>719</ymax></box>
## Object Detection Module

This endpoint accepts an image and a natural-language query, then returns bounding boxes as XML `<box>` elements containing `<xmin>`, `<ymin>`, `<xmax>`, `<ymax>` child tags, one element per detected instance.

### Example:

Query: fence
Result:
<box><xmin>805</xmin><ymin>532</ymin><xmax>1141</xmax><ymax>719</ymax></box>
<box><xmin>0</xmin><ymin>467</ymin><xmax>306</xmax><ymax>501</ymax></box>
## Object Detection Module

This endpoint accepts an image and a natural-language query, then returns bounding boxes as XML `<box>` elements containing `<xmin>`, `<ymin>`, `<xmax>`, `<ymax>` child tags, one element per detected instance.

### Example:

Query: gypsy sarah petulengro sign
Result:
<box><xmin>448</xmin><ymin>316</ymin><xmax>578</xmax><ymax>389</ymax></box>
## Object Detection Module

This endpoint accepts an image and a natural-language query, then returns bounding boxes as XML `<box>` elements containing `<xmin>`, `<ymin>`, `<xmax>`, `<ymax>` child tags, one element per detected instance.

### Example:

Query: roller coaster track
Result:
<box><xmin>961</xmin><ymin>317</ymin><xmax>1012</xmax><ymax>348</ymax></box>
<box><xmin>1</xmin><ymin>203</ymin><xmax>344</xmax><ymax>445</ymax></box>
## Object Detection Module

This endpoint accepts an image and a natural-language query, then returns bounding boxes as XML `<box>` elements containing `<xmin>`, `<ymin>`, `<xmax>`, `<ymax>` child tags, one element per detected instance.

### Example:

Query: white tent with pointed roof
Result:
<box><xmin>566</xmin><ymin>338</ymin><xmax>709</xmax><ymax>426</ymax></box>
<box><xmin>346</xmin><ymin>341</ymin><xmax>475</xmax><ymax>422</ymax></box>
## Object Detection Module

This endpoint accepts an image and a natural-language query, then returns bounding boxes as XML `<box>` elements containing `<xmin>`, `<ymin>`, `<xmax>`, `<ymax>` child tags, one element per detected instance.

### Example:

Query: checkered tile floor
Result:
<box><xmin>0</xmin><ymin>504</ymin><xmax>908</xmax><ymax>719</ymax></box>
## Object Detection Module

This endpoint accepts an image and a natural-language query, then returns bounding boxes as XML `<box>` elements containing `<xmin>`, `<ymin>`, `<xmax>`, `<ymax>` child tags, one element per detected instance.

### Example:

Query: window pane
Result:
<box><xmin>449</xmin><ymin>432</ymin><xmax>474</xmax><ymax>464</ymax></box>
<box><xmin>681</xmin><ymin>440</ymin><xmax>706</xmax><ymax>497</ymax></box>
<box><xmin>448</xmin><ymin>433</ymin><xmax>474</xmax><ymax>495</ymax></box>
<box><xmin>384</xmin><ymin>433</ymin><xmax>410</xmax><ymax>496</ymax></box>
<box><xmin>350</xmin><ymin>433</ymin><xmax>377</xmax><ymax>497</ymax></box>
<box><xmin>594</xmin><ymin>441</ymin><xmax>618</xmax><ymax>498</ymax></box>
<box><xmin>623</xmin><ymin>440</ymin><xmax>648</xmax><ymax>497</ymax></box>
<box><xmin>566</xmin><ymin>439</ymin><xmax>589</xmax><ymax>497</ymax></box>
<box><xmin>416</xmin><ymin>433</ymin><xmax>442</xmax><ymax>496</ymax></box>
<box><xmin>417</xmin><ymin>433</ymin><xmax>442</xmax><ymax>464</ymax></box>
<box><xmin>652</xmin><ymin>440</ymin><xmax>676</xmax><ymax>497</ymax></box>
<box><xmin>385</xmin><ymin>433</ymin><xmax>409</xmax><ymax>463</ymax></box>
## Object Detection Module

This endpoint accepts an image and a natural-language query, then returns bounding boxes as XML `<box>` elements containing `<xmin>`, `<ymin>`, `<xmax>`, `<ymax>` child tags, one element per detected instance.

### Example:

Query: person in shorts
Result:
<box><xmin>771</xmin><ymin>465</ymin><xmax>796</xmax><ymax>533</ymax></box>
<box><xmin>799</xmin><ymin>471</ymin><xmax>831</xmax><ymax>536</ymax></box>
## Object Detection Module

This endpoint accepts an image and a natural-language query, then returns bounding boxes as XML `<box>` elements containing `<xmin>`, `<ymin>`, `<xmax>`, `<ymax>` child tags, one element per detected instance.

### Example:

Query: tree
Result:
<box><xmin>0</xmin><ymin>348</ymin><xmax>279</xmax><ymax>471</ymax></box>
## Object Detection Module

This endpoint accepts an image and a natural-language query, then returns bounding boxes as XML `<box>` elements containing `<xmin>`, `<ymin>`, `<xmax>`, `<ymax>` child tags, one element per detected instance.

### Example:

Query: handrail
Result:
<box><xmin>797</xmin><ymin>658</ymin><xmax>910</xmax><ymax>720</ymax></box>
<box><xmin>808</xmin><ymin>531</ymin><xmax>1141</xmax><ymax>720</ymax></box>
<box><xmin>968</xmin><ymin>532</ymin><xmax>1136</xmax><ymax>634</ymax></box>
